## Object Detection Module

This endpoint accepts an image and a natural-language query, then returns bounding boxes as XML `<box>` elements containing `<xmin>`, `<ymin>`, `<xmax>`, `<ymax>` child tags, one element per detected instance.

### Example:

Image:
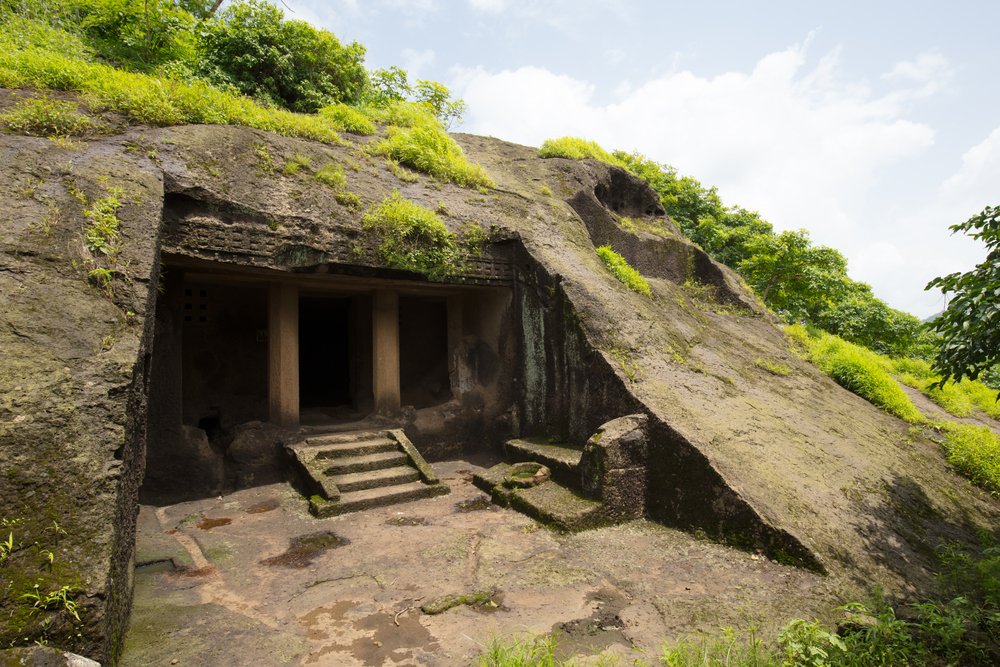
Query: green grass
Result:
<box><xmin>596</xmin><ymin>245</ymin><xmax>652</xmax><ymax>297</ymax></box>
<box><xmin>318</xmin><ymin>102</ymin><xmax>376</xmax><ymax>135</ymax></box>
<box><xmin>282</xmin><ymin>153</ymin><xmax>312</xmax><ymax>175</ymax></box>
<box><xmin>753</xmin><ymin>357</ymin><xmax>792</xmax><ymax>377</ymax></box>
<box><xmin>478</xmin><ymin>634</ymin><xmax>572</xmax><ymax>666</ymax></box>
<box><xmin>0</xmin><ymin>38</ymin><xmax>344</xmax><ymax>143</ymax></box>
<box><xmin>315</xmin><ymin>163</ymin><xmax>346</xmax><ymax>189</ymax></box>
<box><xmin>787</xmin><ymin>325</ymin><xmax>924</xmax><ymax>422</ymax></box>
<box><xmin>617</xmin><ymin>215</ymin><xmax>674</xmax><ymax>238</ymax></box>
<box><xmin>890</xmin><ymin>357</ymin><xmax>1000</xmax><ymax>420</ymax></box>
<box><xmin>360</xmin><ymin>191</ymin><xmax>460</xmax><ymax>280</ymax></box>
<box><xmin>538</xmin><ymin>136</ymin><xmax>627</xmax><ymax>168</ymax></box>
<box><xmin>0</xmin><ymin>95</ymin><xmax>95</xmax><ymax>136</ymax></box>
<box><xmin>940</xmin><ymin>423</ymin><xmax>1000</xmax><ymax>495</ymax></box>
<box><xmin>367</xmin><ymin>102</ymin><xmax>494</xmax><ymax>189</ymax></box>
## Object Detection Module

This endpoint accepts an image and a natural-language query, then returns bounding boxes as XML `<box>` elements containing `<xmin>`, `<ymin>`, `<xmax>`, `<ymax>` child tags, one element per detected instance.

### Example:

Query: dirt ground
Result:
<box><xmin>123</xmin><ymin>460</ymin><xmax>842</xmax><ymax>666</ymax></box>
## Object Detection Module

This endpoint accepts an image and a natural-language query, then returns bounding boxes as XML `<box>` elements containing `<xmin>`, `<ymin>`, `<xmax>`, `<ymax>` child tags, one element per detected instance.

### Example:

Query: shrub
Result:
<box><xmin>196</xmin><ymin>0</ymin><xmax>367</xmax><ymax>112</ymax></box>
<box><xmin>318</xmin><ymin>102</ymin><xmax>376</xmax><ymax>135</ymax></box>
<box><xmin>361</xmin><ymin>192</ymin><xmax>459</xmax><ymax>280</ymax></box>
<box><xmin>0</xmin><ymin>95</ymin><xmax>94</xmax><ymax>136</ymax></box>
<box><xmin>940</xmin><ymin>423</ymin><xmax>1000</xmax><ymax>495</ymax></box>
<box><xmin>538</xmin><ymin>136</ymin><xmax>626</xmax><ymax>168</ymax></box>
<box><xmin>596</xmin><ymin>245</ymin><xmax>652</xmax><ymax>297</ymax></box>
<box><xmin>358</xmin><ymin>101</ymin><xmax>492</xmax><ymax>189</ymax></box>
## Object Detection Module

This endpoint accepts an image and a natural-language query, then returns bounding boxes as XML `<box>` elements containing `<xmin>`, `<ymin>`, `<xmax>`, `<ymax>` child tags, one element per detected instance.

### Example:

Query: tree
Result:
<box><xmin>816</xmin><ymin>283</ymin><xmax>932</xmax><ymax>358</ymax></box>
<box><xmin>926</xmin><ymin>204</ymin><xmax>1000</xmax><ymax>385</ymax></box>
<box><xmin>197</xmin><ymin>0</ymin><xmax>368</xmax><ymax>112</ymax></box>
<box><xmin>738</xmin><ymin>229</ymin><xmax>851</xmax><ymax>321</ymax></box>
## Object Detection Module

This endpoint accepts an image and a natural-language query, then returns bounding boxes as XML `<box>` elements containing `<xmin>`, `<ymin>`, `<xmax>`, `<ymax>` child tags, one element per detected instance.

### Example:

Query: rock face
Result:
<box><xmin>2</xmin><ymin>90</ymin><xmax>999</xmax><ymax>661</ymax></box>
<box><xmin>0</xmin><ymin>130</ymin><xmax>162</xmax><ymax>662</ymax></box>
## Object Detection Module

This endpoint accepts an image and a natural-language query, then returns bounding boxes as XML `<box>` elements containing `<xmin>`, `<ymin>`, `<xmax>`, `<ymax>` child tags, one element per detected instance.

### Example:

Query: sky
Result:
<box><xmin>287</xmin><ymin>0</ymin><xmax>999</xmax><ymax>318</ymax></box>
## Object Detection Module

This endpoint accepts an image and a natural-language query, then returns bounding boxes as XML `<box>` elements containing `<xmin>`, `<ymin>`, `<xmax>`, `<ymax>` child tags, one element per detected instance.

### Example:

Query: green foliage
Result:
<box><xmin>282</xmin><ymin>153</ymin><xmax>311</xmax><ymax>175</ymax></box>
<box><xmin>413</xmin><ymin>79</ymin><xmax>468</xmax><ymax>129</ymax></box>
<box><xmin>661</xmin><ymin>626</ymin><xmax>771</xmax><ymax>666</ymax></box>
<box><xmin>71</xmin><ymin>0</ymin><xmax>197</xmax><ymax>70</ymax></box>
<box><xmin>538</xmin><ymin>136</ymin><xmax>626</xmax><ymax>167</ymax></box>
<box><xmin>753</xmin><ymin>358</ymin><xmax>792</xmax><ymax>377</ymax></box>
<box><xmin>596</xmin><ymin>245</ymin><xmax>652</xmax><ymax>297</ymax></box>
<box><xmin>940</xmin><ymin>423</ymin><xmax>1000</xmax><ymax>495</ymax></box>
<box><xmin>335</xmin><ymin>191</ymin><xmax>362</xmax><ymax>209</ymax></box>
<box><xmin>0</xmin><ymin>95</ymin><xmax>94</xmax><ymax>136</ymax></box>
<box><xmin>737</xmin><ymin>229</ymin><xmax>850</xmax><ymax>322</ymax></box>
<box><xmin>777</xmin><ymin>619</ymin><xmax>846</xmax><ymax>666</ymax></box>
<box><xmin>617</xmin><ymin>215</ymin><xmax>674</xmax><ymax>238</ymax></box>
<box><xmin>369</xmin><ymin>103</ymin><xmax>493</xmax><ymax>189</ymax></box>
<box><xmin>613</xmin><ymin>151</ymin><xmax>931</xmax><ymax>358</ymax></box>
<box><xmin>890</xmin><ymin>357</ymin><xmax>1000</xmax><ymax>419</ymax></box>
<box><xmin>196</xmin><ymin>0</ymin><xmax>367</xmax><ymax>112</ymax></box>
<box><xmin>363</xmin><ymin>66</ymin><xmax>468</xmax><ymax>127</ymax></box>
<box><xmin>315</xmin><ymin>162</ymin><xmax>346</xmax><ymax>190</ymax></box>
<box><xmin>361</xmin><ymin>191</ymin><xmax>460</xmax><ymax>280</ymax></box>
<box><xmin>926</xmin><ymin>204</ymin><xmax>1000</xmax><ymax>388</ymax></box>
<box><xmin>0</xmin><ymin>14</ymin><xmax>92</xmax><ymax>59</ymax></box>
<box><xmin>318</xmin><ymin>102</ymin><xmax>376</xmax><ymax>135</ymax></box>
<box><xmin>478</xmin><ymin>633</ymin><xmax>563</xmax><ymax>666</ymax></box>
<box><xmin>789</xmin><ymin>326</ymin><xmax>924</xmax><ymax>422</ymax></box>
<box><xmin>83</xmin><ymin>181</ymin><xmax>123</xmax><ymax>257</ymax></box>
<box><xmin>0</xmin><ymin>43</ymin><xmax>345</xmax><ymax>141</ymax></box>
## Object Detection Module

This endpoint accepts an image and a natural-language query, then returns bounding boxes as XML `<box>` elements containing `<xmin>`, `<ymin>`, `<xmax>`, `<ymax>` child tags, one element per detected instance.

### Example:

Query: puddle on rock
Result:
<box><xmin>552</xmin><ymin>587</ymin><xmax>630</xmax><ymax>659</ymax></box>
<box><xmin>246</xmin><ymin>499</ymin><xmax>281</xmax><ymax>514</ymax></box>
<box><xmin>385</xmin><ymin>516</ymin><xmax>428</xmax><ymax>526</ymax></box>
<box><xmin>455</xmin><ymin>496</ymin><xmax>493</xmax><ymax>513</ymax></box>
<box><xmin>261</xmin><ymin>531</ymin><xmax>349</xmax><ymax>568</ymax></box>
<box><xmin>196</xmin><ymin>517</ymin><xmax>232</xmax><ymax>530</ymax></box>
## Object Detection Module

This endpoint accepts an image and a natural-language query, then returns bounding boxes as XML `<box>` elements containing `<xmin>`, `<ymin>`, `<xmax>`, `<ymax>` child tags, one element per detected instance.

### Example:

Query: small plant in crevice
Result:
<box><xmin>315</xmin><ymin>162</ymin><xmax>346</xmax><ymax>190</ymax></box>
<box><xmin>754</xmin><ymin>357</ymin><xmax>792</xmax><ymax>377</ymax></box>
<box><xmin>80</xmin><ymin>178</ymin><xmax>126</xmax><ymax>293</ymax></box>
<box><xmin>253</xmin><ymin>142</ymin><xmax>275</xmax><ymax>175</ymax></box>
<box><xmin>282</xmin><ymin>153</ymin><xmax>311</xmax><ymax>175</ymax></box>
<box><xmin>335</xmin><ymin>191</ymin><xmax>362</xmax><ymax>210</ymax></box>
<box><xmin>596</xmin><ymin>245</ymin><xmax>652</xmax><ymax>297</ymax></box>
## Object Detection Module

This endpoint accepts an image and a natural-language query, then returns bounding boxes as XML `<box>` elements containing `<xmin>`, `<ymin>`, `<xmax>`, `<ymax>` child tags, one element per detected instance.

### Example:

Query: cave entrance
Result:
<box><xmin>297</xmin><ymin>294</ymin><xmax>372</xmax><ymax>423</ymax></box>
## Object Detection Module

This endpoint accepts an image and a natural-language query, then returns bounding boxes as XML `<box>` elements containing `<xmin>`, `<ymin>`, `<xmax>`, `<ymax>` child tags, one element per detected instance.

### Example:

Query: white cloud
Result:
<box><xmin>401</xmin><ymin>48</ymin><xmax>435</xmax><ymax>79</ymax></box>
<box><xmin>450</xmin><ymin>41</ymin><xmax>968</xmax><ymax>316</ymax></box>
<box><xmin>467</xmin><ymin>0</ymin><xmax>507</xmax><ymax>12</ymax></box>
<box><xmin>882</xmin><ymin>50</ymin><xmax>953</xmax><ymax>99</ymax></box>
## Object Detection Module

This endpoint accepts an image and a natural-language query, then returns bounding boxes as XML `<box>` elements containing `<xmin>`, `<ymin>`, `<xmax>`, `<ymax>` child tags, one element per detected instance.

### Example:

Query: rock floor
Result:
<box><xmin>123</xmin><ymin>460</ymin><xmax>839</xmax><ymax>666</ymax></box>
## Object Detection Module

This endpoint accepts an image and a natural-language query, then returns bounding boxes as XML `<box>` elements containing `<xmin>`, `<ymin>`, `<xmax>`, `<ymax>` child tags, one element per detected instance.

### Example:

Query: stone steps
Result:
<box><xmin>286</xmin><ymin>428</ymin><xmax>449</xmax><ymax>517</ymax></box>
<box><xmin>503</xmin><ymin>438</ymin><xmax>584</xmax><ymax>486</ymax></box>
<box><xmin>333</xmin><ymin>465</ymin><xmax>420</xmax><ymax>492</ymax></box>
<box><xmin>322</xmin><ymin>450</ymin><xmax>409</xmax><ymax>475</ymax></box>
<box><xmin>310</xmin><ymin>480</ymin><xmax>449</xmax><ymax>518</ymax></box>
<box><xmin>473</xmin><ymin>463</ymin><xmax>605</xmax><ymax>532</ymax></box>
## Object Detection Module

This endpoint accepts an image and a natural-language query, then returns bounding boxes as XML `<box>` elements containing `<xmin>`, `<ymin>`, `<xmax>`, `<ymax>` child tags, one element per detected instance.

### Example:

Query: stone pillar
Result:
<box><xmin>268</xmin><ymin>283</ymin><xmax>299</xmax><ymax>426</ymax></box>
<box><xmin>372</xmin><ymin>289</ymin><xmax>400</xmax><ymax>415</ymax></box>
<box><xmin>447</xmin><ymin>294</ymin><xmax>465</xmax><ymax>397</ymax></box>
